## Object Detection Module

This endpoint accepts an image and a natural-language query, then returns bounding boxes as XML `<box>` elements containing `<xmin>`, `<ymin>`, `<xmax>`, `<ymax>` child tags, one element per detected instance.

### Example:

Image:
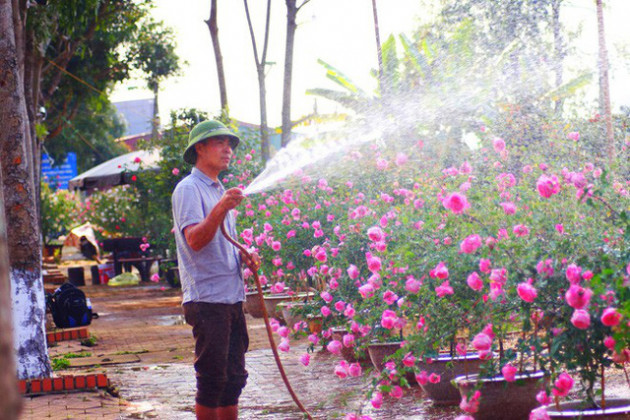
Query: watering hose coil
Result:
<box><xmin>221</xmin><ymin>222</ymin><xmax>313</xmax><ymax>420</ymax></box>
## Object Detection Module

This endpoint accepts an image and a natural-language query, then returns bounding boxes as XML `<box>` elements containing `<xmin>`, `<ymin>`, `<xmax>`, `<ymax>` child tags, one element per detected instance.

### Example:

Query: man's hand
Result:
<box><xmin>241</xmin><ymin>251</ymin><xmax>261</xmax><ymax>272</ymax></box>
<box><xmin>219</xmin><ymin>188</ymin><xmax>244</xmax><ymax>211</ymax></box>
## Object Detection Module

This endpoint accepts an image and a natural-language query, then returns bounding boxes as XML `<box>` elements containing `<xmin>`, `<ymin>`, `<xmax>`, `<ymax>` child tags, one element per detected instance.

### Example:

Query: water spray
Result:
<box><xmin>220</xmin><ymin>221</ymin><xmax>313</xmax><ymax>420</ymax></box>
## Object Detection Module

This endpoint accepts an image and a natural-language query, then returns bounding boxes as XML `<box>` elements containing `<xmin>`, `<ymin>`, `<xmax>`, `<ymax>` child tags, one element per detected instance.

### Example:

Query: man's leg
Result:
<box><xmin>195</xmin><ymin>403</ymin><xmax>220</xmax><ymax>420</ymax></box>
<box><xmin>217</xmin><ymin>405</ymin><xmax>237</xmax><ymax>420</ymax></box>
<box><xmin>183</xmin><ymin>303</ymin><xmax>231</xmax><ymax>418</ymax></box>
<box><xmin>219</xmin><ymin>303</ymin><xmax>249</xmax><ymax>417</ymax></box>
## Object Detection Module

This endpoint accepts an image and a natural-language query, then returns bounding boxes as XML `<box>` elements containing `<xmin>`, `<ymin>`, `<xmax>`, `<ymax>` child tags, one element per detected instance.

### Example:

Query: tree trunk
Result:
<box><xmin>1</xmin><ymin>0</ymin><xmax>52</xmax><ymax>381</ymax></box>
<box><xmin>206</xmin><ymin>0</ymin><xmax>229</xmax><ymax>114</ymax></box>
<box><xmin>0</xmin><ymin>175</ymin><xmax>21</xmax><ymax>420</ymax></box>
<box><xmin>257</xmin><ymin>65</ymin><xmax>270</xmax><ymax>161</ymax></box>
<box><xmin>371</xmin><ymin>0</ymin><xmax>384</xmax><ymax>93</ymax></box>
<box><xmin>0</xmin><ymin>3</ymin><xmax>23</xmax><ymax>413</ymax></box>
<box><xmin>595</xmin><ymin>0</ymin><xmax>615</xmax><ymax>164</ymax></box>
<box><xmin>243</xmin><ymin>0</ymin><xmax>272</xmax><ymax>162</ymax></box>
<box><xmin>281</xmin><ymin>0</ymin><xmax>298</xmax><ymax>148</ymax></box>
<box><xmin>551</xmin><ymin>0</ymin><xmax>564</xmax><ymax>115</ymax></box>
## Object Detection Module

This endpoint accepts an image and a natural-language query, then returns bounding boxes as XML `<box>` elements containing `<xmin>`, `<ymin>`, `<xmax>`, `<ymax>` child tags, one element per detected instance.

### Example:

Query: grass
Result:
<box><xmin>113</xmin><ymin>349</ymin><xmax>149</xmax><ymax>355</ymax></box>
<box><xmin>51</xmin><ymin>351</ymin><xmax>92</xmax><ymax>371</ymax></box>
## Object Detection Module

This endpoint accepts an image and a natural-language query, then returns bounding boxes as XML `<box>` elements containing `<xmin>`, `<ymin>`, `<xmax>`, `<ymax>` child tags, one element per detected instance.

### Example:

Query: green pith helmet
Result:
<box><xmin>183</xmin><ymin>120</ymin><xmax>240</xmax><ymax>164</ymax></box>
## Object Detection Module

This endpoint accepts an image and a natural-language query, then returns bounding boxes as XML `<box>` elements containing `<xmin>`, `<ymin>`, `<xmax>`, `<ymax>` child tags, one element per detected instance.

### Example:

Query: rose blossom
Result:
<box><xmin>299</xmin><ymin>353</ymin><xmax>310</xmax><ymax>366</ymax></box>
<box><xmin>517</xmin><ymin>281</ymin><xmax>538</xmax><ymax>303</ymax></box>
<box><xmin>601</xmin><ymin>307</ymin><xmax>621</xmax><ymax>327</ymax></box>
<box><xmin>571</xmin><ymin>309</ymin><xmax>591</xmax><ymax>329</ymax></box>
<box><xmin>501</xmin><ymin>364</ymin><xmax>517</xmax><ymax>382</ymax></box>
<box><xmin>565</xmin><ymin>284</ymin><xmax>593</xmax><ymax>309</ymax></box>
<box><xmin>493</xmin><ymin>137</ymin><xmax>506</xmax><ymax>153</ymax></box>
<box><xmin>536</xmin><ymin>174</ymin><xmax>561</xmax><ymax>198</ymax></box>
<box><xmin>467</xmin><ymin>272</ymin><xmax>484</xmax><ymax>291</ymax></box>
<box><xmin>472</xmin><ymin>332</ymin><xmax>492</xmax><ymax>351</ymax></box>
<box><xmin>552</xmin><ymin>372</ymin><xmax>574</xmax><ymax>397</ymax></box>
<box><xmin>442</xmin><ymin>192</ymin><xmax>470</xmax><ymax>214</ymax></box>
<box><xmin>460</xmin><ymin>234</ymin><xmax>482</xmax><ymax>254</ymax></box>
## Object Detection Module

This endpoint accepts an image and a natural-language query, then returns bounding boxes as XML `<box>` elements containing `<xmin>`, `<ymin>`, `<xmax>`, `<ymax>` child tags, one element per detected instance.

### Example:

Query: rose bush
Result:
<box><xmin>233</xmin><ymin>120</ymin><xmax>629</xmax><ymax>416</ymax></box>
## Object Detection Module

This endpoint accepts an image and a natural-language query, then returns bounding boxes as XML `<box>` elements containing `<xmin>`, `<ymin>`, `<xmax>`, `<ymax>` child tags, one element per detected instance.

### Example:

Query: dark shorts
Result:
<box><xmin>183</xmin><ymin>301</ymin><xmax>249</xmax><ymax>408</ymax></box>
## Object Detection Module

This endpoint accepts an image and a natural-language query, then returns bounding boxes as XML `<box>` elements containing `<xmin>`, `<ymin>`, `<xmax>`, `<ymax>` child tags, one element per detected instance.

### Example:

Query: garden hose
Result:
<box><xmin>220</xmin><ymin>221</ymin><xmax>313</xmax><ymax>420</ymax></box>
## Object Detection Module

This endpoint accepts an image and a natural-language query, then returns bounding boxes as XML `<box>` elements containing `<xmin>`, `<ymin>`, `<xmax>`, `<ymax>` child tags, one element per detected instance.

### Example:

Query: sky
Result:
<box><xmin>111</xmin><ymin>0</ymin><xmax>630</xmax><ymax>128</ymax></box>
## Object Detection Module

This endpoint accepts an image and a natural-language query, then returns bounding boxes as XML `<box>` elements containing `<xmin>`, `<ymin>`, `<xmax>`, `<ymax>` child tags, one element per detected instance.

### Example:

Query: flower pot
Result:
<box><xmin>244</xmin><ymin>290</ymin><xmax>265</xmax><ymax>318</ymax></box>
<box><xmin>278</xmin><ymin>301</ymin><xmax>305</xmax><ymax>327</ymax></box>
<box><xmin>540</xmin><ymin>398</ymin><xmax>630</xmax><ymax>419</ymax></box>
<box><xmin>418</xmin><ymin>353</ymin><xmax>486</xmax><ymax>406</ymax></box>
<box><xmin>367</xmin><ymin>341</ymin><xmax>417</xmax><ymax>385</ymax></box>
<box><xmin>455</xmin><ymin>371</ymin><xmax>546</xmax><ymax>420</ymax></box>
<box><xmin>307</xmin><ymin>315</ymin><xmax>323</xmax><ymax>334</ymax></box>
<box><xmin>263</xmin><ymin>291</ymin><xmax>314</xmax><ymax>321</ymax></box>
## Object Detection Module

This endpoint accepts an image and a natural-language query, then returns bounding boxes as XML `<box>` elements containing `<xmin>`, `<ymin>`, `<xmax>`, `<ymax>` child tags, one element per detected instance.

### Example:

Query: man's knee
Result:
<box><xmin>196</xmin><ymin>376</ymin><xmax>228</xmax><ymax>408</ymax></box>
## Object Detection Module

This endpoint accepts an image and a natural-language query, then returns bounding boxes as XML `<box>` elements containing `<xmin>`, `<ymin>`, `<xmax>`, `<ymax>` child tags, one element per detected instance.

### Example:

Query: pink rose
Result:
<box><xmin>431</xmin><ymin>261</ymin><xmax>449</xmax><ymax>279</ymax></box>
<box><xmin>342</xmin><ymin>334</ymin><xmax>355</xmax><ymax>348</ymax></box>
<box><xmin>442</xmin><ymin>192</ymin><xmax>470</xmax><ymax>214</ymax></box>
<box><xmin>389</xmin><ymin>385</ymin><xmax>403</xmax><ymax>399</ymax></box>
<box><xmin>565</xmin><ymin>284</ymin><xmax>593</xmax><ymax>309</ymax></box>
<box><xmin>348</xmin><ymin>362</ymin><xmax>362</xmax><ymax>377</ymax></box>
<box><xmin>571</xmin><ymin>309</ymin><xmax>591</xmax><ymax>329</ymax></box>
<box><xmin>552</xmin><ymin>372</ymin><xmax>574</xmax><ymax>397</ymax></box>
<box><xmin>460</xmin><ymin>390</ymin><xmax>481</xmax><ymax>414</ymax></box>
<box><xmin>370</xmin><ymin>391</ymin><xmax>383</xmax><ymax>409</ymax></box>
<box><xmin>435</xmin><ymin>281</ymin><xmax>454</xmax><ymax>297</ymax></box>
<box><xmin>472</xmin><ymin>332</ymin><xmax>492</xmax><ymax>351</ymax></box>
<box><xmin>467</xmin><ymin>272</ymin><xmax>484</xmax><ymax>291</ymax></box>
<box><xmin>334</xmin><ymin>361</ymin><xmax>348</xmax><ymax>378</ymax></box>
<box><xmin>402</xmin><ymin>352</ymin><xmax>416</xmax><ymax>367</ymax></box>
<box><xmin>405</xmin><ymin>276</ymin><xmax>421</xmax><ymax>293</ymax></box>
<box><xmin>517</xmin><ymin>281</ymin><xmax>537</xmax><ymax>303</ymax></box>
<box><xmin>501</xmin><ymin>363</ymin><xmax>517</xmax><ymax>382</ymax></box>
<box><xmin>347</xmin><ymin>264</ymin><xmax>359</xmax><ymax>279</ymax></box>
<box><xmin>429</xmin><ymin>373</ymin><xmax>441</xmax><ymax>383</ymax></box>
<box><xmin>479</xmin><ymin>258</ymin><xmax>492</xmax><ymax>273</ymax></box>
<box><xmin>565</xmin><ymin>263</ymin><xmax>582</xmax><ymax>284</ymax></box>
<box><xmin>299</xmin><ymin>353</ymin><xmax>310</xmax><ymax>366</ymax></box>
<box><xmin>500</xmin><ymin>201</ymin><xmax>516</xmax><ymax>214</ymax></box>
<box><xmin>512</xmin><ymin>224</ymin><xmax>530</xmax><ymax>237</ymax></box>
<box><xmin>327</xmin><ymin>340</ymin><xmax>342</xmax><ymax>355</ymax></box>
<box><xmin>415</xmin><ymin>370</ymin><xmax>429</xmax><ymax>385</ymax></box>
<box><xmin>460</xmin><ymin>234</ymin><xmax>482</xmax><ymax>254</ymax></box>
<box><xmin>536</xmin><ymin>174</ymin><xmax>561</xmax><ymax>198</ymax></box>
<box><xmin>366</xmin><ymin>254</ymin><xmax>382</xmax><ymax>273</ymax></box>
<box><xmin>601</xmin><ymin>307</ymin><xmax>621</xmax><ymax>327</ymax></box>
<box><xmin>567</xmin><ymin>131</ymin><xmax>580</xmax><ymax>141</ymax></box>
<box><xmin>493</xmin><ymin>137</ymin><xmax>506</xmax><ymax>153</ymax></box>
<box><xmin>367</xmin><ymin>226</ymin><xmax>384</xmax><ymax>242</ymax></box>
<box><xmin>358</xmin><ymin>283</ymin><xmax>374</xmax><ymax>299</ymax></box>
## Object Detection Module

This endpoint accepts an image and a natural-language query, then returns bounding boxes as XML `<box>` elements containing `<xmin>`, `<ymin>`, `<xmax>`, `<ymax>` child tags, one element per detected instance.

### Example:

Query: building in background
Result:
<box><xmin>113</xmin><ymin>98</ymin><xmax>155</xmax><ymax>151</ymax></box>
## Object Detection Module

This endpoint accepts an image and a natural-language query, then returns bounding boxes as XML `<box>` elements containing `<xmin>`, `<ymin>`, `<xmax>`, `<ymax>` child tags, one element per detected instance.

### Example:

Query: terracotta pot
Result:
<box><xmin>367</xmin><ymin>341</ymin><xmax>417</xmax><ymax>385</ymax></box>
<box><xmin>244</xmin><ymin>290</ymin><xmax>265</xmax><ymax>318</ymax></box>
<box><xmin>278</xmin><ymin>301</ymin><xmax>305</xmax><ymax>327</ymax></box>
<box><xmin>455</xmin><ymin>371</ymin><xmax>546</xmax><ymax>420</ymax></box>
<box><xmin>418</xmin><ymin>353</ymin><xmax>486</xmax><ymax>406</ymax></box>
<box><xmin>263</xmin><ymin>294</ymin><xmax>293</xmax><ymax>319</ymax></box>
<box><xmin>307</xmin><ymin>315</ymin><xmax>323</xmax><ymax>334</ymax></box>
<box><xmin>541</xmin><ymin>398</ymin><xmax>630</xmax><ymax>419</ymax></box>
<box><xmin>263</xmin><ymin>292</ymin><xmax>314</xmax><ymax>321</ymax></box>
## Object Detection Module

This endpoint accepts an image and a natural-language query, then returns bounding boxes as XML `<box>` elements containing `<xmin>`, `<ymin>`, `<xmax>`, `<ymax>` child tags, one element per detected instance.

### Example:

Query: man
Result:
<box><xmin>172</xmin><ymin>120</ymin><xmax>257</xmax><ymax>420</ymax></box>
